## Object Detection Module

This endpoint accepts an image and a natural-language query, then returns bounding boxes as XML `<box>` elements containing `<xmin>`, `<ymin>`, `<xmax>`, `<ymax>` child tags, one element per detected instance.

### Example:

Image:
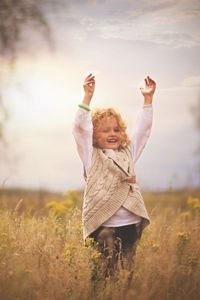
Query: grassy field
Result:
<box><xmin>0</xmin><ymin>187</ymin><xmax>200</xmax><ymax>300</ymax></box>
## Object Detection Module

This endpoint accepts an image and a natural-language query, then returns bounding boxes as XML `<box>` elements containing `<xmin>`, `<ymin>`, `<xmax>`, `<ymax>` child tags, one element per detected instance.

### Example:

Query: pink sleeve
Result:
<box><xmin>72</xmin><ymin>108</ymin><xmax>93</xmax><ymax>176</ymax></box>
<box><xmin>128</xmin><ymin>105</ymin><xmax>153</xmax><ymax>164</ymax></box>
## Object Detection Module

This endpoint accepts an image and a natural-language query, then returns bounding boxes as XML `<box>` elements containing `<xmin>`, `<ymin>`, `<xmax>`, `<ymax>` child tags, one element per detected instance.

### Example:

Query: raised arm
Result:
<box><xmin>82</xmin><ymin>73</ymin><xmax>95</xmax><ymax>106</ymax></box>
<box><xmin>129</xmin><ymin>76</ymin><xmax>156</xmax><ymax>164</ymax></box>
<box><xmin>72</xmin><ymin>74</ymin><xmax>95</xmax><ymax>176</ymax></box>
<box><xmin>140</xmin><ymin>76</ymin><xmax>156</xmax><ymax>106</ymax></box>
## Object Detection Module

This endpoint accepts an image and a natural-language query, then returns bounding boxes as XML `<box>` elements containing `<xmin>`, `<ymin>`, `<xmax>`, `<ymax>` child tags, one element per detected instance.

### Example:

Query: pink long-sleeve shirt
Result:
<box><xmin>73</xmin><ymin>104</ymin><xmax>153</xmax><ymax>227</ymax></box>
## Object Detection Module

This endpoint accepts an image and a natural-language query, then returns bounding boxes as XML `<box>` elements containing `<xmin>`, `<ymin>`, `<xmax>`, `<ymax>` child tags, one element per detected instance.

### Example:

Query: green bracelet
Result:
<box><xmin>78</xmin><ymin>104</ymin><xmax>91</xmax><ymax>111</ymax></box>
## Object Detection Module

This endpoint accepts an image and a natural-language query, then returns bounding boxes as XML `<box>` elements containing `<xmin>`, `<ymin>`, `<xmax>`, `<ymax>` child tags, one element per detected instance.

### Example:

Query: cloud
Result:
<box><xmin>58</xmin><ymin>0</ymin><xmax>200</xmax><ymax>49</ymax></box>
<box><xmin>142</xmin><ymin>0</ymin><xmax>200</xmax><ymax>20</ymax></box>
<box><xmin>82</xmin><ymin>0</ymin><xmax>200</xmax><ymax>21</ymax></box>
<box><xmin>152</xmin><ymin>31</ymin><xmax>200</xmax><ymax>48</ymax></box>
<box><xmin>158</xmin><ymin>76</ymin><xmax>200</xmax><ymax>92</ymax></box>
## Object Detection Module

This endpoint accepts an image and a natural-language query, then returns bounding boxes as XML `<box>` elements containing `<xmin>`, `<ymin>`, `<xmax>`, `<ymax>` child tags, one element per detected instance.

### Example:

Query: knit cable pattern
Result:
<box><xmin>82</xmin><ymin>147</ymin><xmax>150</xmax><ymax>242</ymax></box>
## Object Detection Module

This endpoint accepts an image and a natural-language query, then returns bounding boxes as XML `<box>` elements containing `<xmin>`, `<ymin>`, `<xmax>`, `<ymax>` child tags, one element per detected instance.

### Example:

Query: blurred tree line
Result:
<box><xmin>0</xmin><ymin>0</ymin><xmax>53</xmax><ymax>58</ymax></box>
<box><xmin>0</xmin><ymin>0</ymin><xmax>65</xmax><ymax>143</ymax></box>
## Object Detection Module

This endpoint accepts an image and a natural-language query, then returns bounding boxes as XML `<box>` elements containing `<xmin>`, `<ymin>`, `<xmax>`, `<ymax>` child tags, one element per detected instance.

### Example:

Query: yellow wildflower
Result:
<box><xmin>70</xmin><ymin>190</ymin><xmax>78</xmax><ymax>198</ymax></box>
<box><xmin>46</xmin><ymin>201</ymin><xmax>57</xmax><ymax>208</ymax></box>
<box><xmin>46</xmin><ymin>200</ymin><xmax>72</xmax><ymax>218</ymax></box>
<box><xmin>65</xmin><ymin>249</ymin><xmax>71</xmax><ymax>255</ymax></box>
<box><xmin>91</xmin><ymin>251</ymin><xmax>102</xmax><ymax>260</ymax></box>
<box><xmin>65</xmin><ymin>258</ymin><xmax>70</xmax><ymax>263</ymax></box>
<box><xmin>86</xmin><ymin>237</ymin><xmax>94</xmax><ymax>244</ymax></box>
<box><xmin>61</xmin><ymin>199</ymin><xmax>73</xmax><ymax>208</ymax></box>
<box><xmin>65</xmin><ymin>244</ymin><xmax>77</xmax><ymax>250</ymax></box>
<box><xmin>151</xmin><ymin>240</ymin><xmax>160</xmax><ymax>252</ymax></box>
<box><xmin>177</xmin><ymin>232</ymin><xmax>191</xmax><ymax>241</ymax></box>
<box><xmin>180</xmin><ymin>211</ymin><xmax>190</xmax><ymax>222</ymax></box>
<box><xmin>77</xmin><ymin>272</ymin><xmax>84</xmax><ymax>279</ymax></box>
<box><xmin>187</xmin><ymin>197</ymin><xmax>200</xmax><ymax>208</ymax></box>
<box><xmin>1</xmin><ymin>232</ymin><xmax>8</xmax><ymax>237</ymax></box>
<box><xmin>180</xmin><ymin>211</ymin><xmax>190</xmax><ymax>218</ymax></box>
<box><xmin>194</xmin><ymin>202</ymin><xmax>200</xmax><ymax>209</ymax></box>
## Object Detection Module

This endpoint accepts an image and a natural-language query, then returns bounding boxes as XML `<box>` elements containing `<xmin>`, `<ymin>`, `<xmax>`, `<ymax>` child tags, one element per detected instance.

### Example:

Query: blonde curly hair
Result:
<box><xmin>91</xmin><ymin>107</ymin><xmax>130</xmax><ymax>149</ymax></box>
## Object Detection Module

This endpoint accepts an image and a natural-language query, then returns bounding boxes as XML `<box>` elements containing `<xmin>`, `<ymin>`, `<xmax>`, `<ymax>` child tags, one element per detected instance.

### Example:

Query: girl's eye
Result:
<box><xmin>102</xmin><ymin>129</ymin><xmax>109</xmax><ymax>133</ymax></box>
<box><xmin>114</xmin><ymin>129</ymin><xmax>120</xmax><ymax>132</ymax></box>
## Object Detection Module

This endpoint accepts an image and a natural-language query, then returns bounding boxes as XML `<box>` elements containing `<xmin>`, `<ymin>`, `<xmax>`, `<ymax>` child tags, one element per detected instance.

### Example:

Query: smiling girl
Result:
<box><xmin>72</xmin><ymin>73</ymin><xmax>156</xmax><ymax>287</ymax></box>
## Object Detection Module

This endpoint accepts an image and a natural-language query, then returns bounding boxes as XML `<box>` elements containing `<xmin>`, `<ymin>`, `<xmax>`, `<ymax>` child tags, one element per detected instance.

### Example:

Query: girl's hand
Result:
<box><xmin>140</xmin><ymin>76</ymin><xmax>156</xmax><ymax>105</ymax></box>
<box><xmin>82</xmin><ymin>74</ymin><xmax>95</xmax><ymax>106</ymax></box>
<box><xmin>83</xmin><ymin>73</ymin><xmax>95</xmax><ymax>98</ymax></box>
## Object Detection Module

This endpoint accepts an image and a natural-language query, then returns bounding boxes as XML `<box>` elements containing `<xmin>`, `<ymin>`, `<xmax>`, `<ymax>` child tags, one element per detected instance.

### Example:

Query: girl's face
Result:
<box><xmin>95</xmin><ymin>117</ymin><xmax>121</xmax><ymax>150</ymax></box>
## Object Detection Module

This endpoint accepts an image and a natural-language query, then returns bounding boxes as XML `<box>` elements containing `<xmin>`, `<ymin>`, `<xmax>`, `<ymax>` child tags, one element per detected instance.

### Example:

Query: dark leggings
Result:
<box><xmin>89</xmin><ymin>223</ymin><xmax>142</xmax><ymax>283</ymax></box>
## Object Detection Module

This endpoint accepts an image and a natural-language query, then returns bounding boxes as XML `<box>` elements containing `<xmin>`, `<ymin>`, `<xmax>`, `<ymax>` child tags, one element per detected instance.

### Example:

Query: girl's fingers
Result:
<box><xmin>86</xmin><ymin>73</ymin><xmax>92</xmax><ymax>78</ymax></box>
<box><xmin>147</xmin><ymin>76</ymin><xmax>156</xmax><ymax>85</ymax></box>
<box><xmin>84</xmin><ymin>76</ymin><xmax>95</xmax><ymax>84</ymax></box>
<box><xmin>85</xmin><ymin>74</ymin><xmax>95</xmax><ymax>80</ymax></box>
<box><xmin>84</xmin><ymin>79</ymin><xmax>95</xmax><ymax>85</ymax></box>
<box><xmin>83</xmin><ymin>81</ymin><xmax>95</xmax><ymax>88</ymax></box>
<box><xmin>88</xmin><ymin>76</ymin><xmax>95</xmax><ymax>81</ymax></box>
<box><xmin>84</xmin><ymin>77</ymin><xmax>95</xmax><ymax>83</ymax></box>
<box><xmin>141</xmin><ymin>76</ymin><xmax>156</xmax><ymax>92</ymax></box>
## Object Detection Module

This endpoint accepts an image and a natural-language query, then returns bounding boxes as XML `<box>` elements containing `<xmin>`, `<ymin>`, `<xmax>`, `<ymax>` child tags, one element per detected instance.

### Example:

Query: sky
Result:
<box><xmin>1</xmin><ymin>0</ymin><xmax>200</xmax><ymax>192</ymax></box>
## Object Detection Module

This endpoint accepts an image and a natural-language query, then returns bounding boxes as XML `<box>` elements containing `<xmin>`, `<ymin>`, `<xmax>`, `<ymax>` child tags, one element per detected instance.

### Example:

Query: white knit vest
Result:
<box><xmin>82</xmin><ymin>147</ymin><xmax>150</xmax><ymax>242</ymax></box>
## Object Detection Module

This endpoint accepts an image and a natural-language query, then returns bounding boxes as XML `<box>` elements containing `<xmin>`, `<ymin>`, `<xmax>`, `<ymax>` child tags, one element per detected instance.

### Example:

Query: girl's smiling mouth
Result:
<box><xmin>107</xmin><ymin>138</ymin><xmax>118</xmax><ymax>143</ymax></box>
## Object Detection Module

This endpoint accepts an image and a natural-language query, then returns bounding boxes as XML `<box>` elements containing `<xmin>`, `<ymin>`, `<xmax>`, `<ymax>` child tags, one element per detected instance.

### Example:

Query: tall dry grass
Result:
<box><xmin>0</xmin><ymin>188</ymin><xmax>200</xmax><ymax>300</ymax></box>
